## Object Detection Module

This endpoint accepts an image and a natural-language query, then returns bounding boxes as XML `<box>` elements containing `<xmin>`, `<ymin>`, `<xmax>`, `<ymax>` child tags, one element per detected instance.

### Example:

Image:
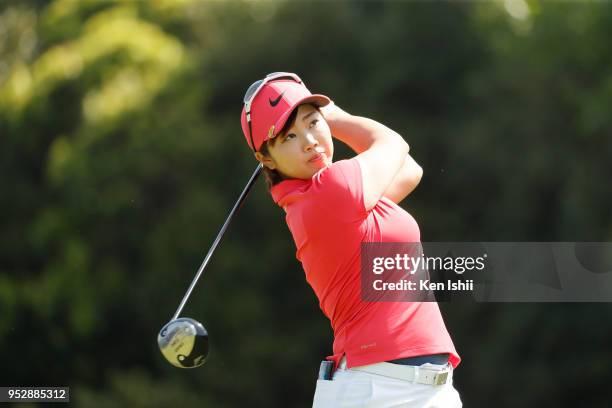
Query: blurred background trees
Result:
<box><xmin>1</xmin><ymin>0</ymin><xmax>611</xmax><ymax>406</ymax></box>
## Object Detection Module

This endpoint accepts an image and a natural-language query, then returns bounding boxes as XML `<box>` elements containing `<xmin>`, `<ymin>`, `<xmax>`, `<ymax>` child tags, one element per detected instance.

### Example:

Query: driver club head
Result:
<box><xmin>158</xmin><ymin>317</ymin><xmax>209</xmax><ymax>368</ymax></box>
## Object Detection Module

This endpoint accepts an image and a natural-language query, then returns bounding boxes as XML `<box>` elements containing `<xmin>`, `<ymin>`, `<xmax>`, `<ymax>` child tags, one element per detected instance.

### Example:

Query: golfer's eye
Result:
<box><xmin>310</xmin><ymin>119</ymin><xmax>319</xmax><ymax>128</ymax></box>
<box><xmin>283</xmin><ymin>133</ymin><xmax>296</xmax><ymax>142</ymax></box>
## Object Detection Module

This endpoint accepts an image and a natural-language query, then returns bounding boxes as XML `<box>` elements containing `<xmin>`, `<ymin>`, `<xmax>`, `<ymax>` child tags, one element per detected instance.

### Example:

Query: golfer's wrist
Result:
<box><xmin>320</xmin><ymin>101</ymin><xmax>349</xmax><ymax>124</ymax></box>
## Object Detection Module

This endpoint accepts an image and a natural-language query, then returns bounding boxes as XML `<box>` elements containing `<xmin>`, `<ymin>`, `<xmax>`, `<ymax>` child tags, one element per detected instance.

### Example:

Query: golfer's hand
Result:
<box><xmin>320</xmin><ymin>100</ymin><xmax>350</xmax><ymax>123</ymax></box>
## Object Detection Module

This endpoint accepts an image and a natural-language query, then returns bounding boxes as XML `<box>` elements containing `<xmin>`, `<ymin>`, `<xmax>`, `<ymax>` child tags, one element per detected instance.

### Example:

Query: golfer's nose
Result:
<box><xmin>303</xmin><ymin>133</ymin><xmax>318</xmax><ymax>151</ymax></box>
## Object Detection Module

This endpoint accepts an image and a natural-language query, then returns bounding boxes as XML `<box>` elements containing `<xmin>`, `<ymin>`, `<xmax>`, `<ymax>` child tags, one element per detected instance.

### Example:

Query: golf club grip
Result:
<box><xmin>171</xmin><ymin>163</ymin><xmax>263</xmax><ymax>320</ymax></box>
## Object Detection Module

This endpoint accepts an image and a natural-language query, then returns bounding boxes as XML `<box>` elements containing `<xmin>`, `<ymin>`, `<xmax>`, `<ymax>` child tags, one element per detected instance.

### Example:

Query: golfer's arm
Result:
<box><xmin>322</xmin><ymin>104</ymin><xmax>422</xmax><ymax>205</ymax></box>
<box><xmin>380</xmin><ymin>154</ymin><xmax>422</xmax><ymax>203</ymax></box>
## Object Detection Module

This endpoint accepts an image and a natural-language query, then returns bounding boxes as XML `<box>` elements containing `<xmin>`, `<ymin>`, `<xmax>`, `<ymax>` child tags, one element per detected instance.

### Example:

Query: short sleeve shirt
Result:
<box><xmin>271</xmin><ymin>158</ymin><xmax>460</xmax><ymax>369</ymax></box>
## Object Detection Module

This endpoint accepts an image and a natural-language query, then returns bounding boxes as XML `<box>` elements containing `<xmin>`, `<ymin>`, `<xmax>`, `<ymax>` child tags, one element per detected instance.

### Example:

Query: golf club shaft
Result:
<box><xmin>171</xmin><ymin>163</ymin><xmax>263</xmax><ymax>321</ymax></box>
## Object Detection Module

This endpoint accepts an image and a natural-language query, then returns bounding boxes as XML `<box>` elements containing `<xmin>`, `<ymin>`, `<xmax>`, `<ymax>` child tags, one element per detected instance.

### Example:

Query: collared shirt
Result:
<box><xmin>271</xmin><ymin>158</ymin><xmax>460</xmax><ymax>369</ymax></box>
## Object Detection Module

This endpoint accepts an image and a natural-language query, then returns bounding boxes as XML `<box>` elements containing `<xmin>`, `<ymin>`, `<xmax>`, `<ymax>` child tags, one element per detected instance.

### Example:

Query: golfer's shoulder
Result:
<box><xmin>313</xmin><ymin>158</ymin><xmax>362</xmax><ymax>190</ymax></box>
<box><xmin>309</xmin><ymin>158</ymin><xmax>366</xmax><ymax>216</ymax></box>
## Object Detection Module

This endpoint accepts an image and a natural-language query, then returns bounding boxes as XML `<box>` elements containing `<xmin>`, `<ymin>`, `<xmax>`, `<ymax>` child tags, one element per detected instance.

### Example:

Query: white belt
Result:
<box><xmin>341</xmin><ymin>358</ymin><xmax>452</xmax><ymax>386</ymax></box>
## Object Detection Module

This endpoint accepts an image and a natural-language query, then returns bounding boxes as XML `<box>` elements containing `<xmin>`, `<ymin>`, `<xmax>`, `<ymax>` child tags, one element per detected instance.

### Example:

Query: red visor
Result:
<box><xmin>241</xmin><ymin>77</ymin><xmax>330</xmax><ymax>151</ymax></box>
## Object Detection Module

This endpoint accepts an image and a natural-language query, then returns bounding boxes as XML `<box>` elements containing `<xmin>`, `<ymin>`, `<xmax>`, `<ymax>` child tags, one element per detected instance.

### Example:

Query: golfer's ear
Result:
<box><xmin>254</xmin><ymin>151</ymin><xmax>276</xmax><ymax>170</ymax></box>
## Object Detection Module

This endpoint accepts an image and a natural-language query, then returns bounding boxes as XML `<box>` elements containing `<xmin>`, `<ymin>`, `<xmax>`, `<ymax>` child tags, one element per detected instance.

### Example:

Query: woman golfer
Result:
<box><xmin>240</xmin><ymin>72</ymin><xmax>462</xmax><ymax>407</ymax></box>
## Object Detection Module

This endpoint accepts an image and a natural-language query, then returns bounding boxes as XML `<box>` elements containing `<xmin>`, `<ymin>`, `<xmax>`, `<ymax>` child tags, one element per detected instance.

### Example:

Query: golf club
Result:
<box><xmin>158</xmin><ymin>163</ymin><xmax>263</xmax><ymax>368</ymax></box>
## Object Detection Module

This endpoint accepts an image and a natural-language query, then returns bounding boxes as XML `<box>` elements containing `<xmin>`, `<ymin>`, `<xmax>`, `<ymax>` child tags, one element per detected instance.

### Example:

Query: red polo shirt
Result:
<box><xmin>271</xmin><ymin>158</ymin><xmax>460</xmax><ymax>369</ymax></box>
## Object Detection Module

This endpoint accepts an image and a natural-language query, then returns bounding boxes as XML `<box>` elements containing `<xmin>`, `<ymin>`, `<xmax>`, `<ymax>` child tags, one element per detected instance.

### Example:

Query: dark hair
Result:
<box><xmin>258</xmin><ymin>106</ymin><xmax>301</xmax><ymax>190</ymax></box>
<box><xmin>259</xmin><ymin>140</ymin><xmax>284</xmax><ymax>189</ymax></box>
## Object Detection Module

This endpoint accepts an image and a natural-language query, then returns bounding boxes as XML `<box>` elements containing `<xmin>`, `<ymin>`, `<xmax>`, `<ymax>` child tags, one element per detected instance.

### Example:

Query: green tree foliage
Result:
<box><xmin>1</xmin><ymin>1</ymin><xmax>611</xmax><ymax>406</ymax></box>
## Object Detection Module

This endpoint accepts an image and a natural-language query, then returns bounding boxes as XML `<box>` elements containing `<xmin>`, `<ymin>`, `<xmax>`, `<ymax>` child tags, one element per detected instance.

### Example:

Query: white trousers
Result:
<box><xmin>312</xmin><ymin>358</ymin><xmax>462</xmax><ymax>408</ymax></box>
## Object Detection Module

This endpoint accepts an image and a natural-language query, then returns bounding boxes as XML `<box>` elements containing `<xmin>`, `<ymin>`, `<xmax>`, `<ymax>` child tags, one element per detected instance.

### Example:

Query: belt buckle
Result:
<box><xmin>433</xmin><ymin>371</ymin><xmax>449</xmax><ymax>385</ymax></box>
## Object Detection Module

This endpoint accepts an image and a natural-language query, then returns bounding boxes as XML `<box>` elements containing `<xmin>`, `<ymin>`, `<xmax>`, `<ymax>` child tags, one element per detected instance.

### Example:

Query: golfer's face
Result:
<box><xmin>267</xmin><ymin>104</ymin><xmax>334</xmax><ymax>179</ymax></box>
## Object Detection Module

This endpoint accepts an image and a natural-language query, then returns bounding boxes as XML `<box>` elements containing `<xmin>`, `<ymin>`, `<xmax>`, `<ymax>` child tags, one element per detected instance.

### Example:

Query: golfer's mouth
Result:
<box><xmin>308</xmin><ymin>153</ymin><xmax>325</xmax><ymax>163</ymax></box>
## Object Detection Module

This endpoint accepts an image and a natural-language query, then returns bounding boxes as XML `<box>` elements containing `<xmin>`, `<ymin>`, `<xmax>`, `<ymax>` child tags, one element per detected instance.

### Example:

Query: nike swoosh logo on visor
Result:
<box><xmin>269</xmin><ymin>92</ymin><xmax>285</xmax><ymax>107</ymax></box>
